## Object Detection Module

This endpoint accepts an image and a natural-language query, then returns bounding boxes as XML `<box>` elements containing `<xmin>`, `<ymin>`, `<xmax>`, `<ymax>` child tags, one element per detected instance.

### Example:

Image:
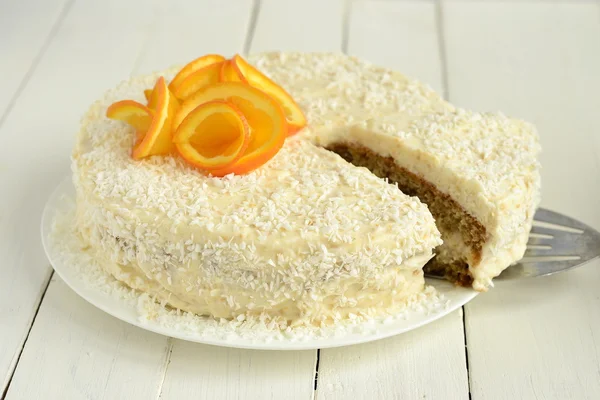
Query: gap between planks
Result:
<box><xmin>243</xmin><ymin>0</ymin><xmax>262</xmax><ymax>54</ymax></box>
<box><xmin>156</xmin><ymin>339</ymin><xmax>174</xmax><ymax>399</ymax></box>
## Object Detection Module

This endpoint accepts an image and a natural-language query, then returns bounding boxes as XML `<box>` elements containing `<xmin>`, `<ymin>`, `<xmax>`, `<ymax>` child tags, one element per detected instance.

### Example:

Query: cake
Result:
<box><xmin>72</xmin><ymin>52</ymin><xmax>540</xmax><ymax>327</ymax></box>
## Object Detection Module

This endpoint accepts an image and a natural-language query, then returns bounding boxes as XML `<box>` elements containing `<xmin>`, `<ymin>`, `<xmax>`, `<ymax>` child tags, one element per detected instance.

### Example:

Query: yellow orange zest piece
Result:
<box><xmin>175</xmin><ymin>82</ymin><xmax>287</xmax><ymax>176</ymax></box>
<box><xmin>143</xmin><ymin>89</ymin><xmax>153</xmax><ymax>103</ymax></box>
<box><xmin>174</xmin><ymin>100</ymin><xmax>249</xmax><ymax>171</ymax></box>
<box><xmin>232</xmin><ymin>54</ymin><xmax>306</xmax><ymax>135</ymax></box>
<box><xmin>219</xmin><ymin>59</ymin><xmax>247</xmax><ymax>83</ymax></box>
<box><xmin>147</xmin><ymin>87</ymin><xmax>160</xmax><ymax>110</ymax></box>
<box><xmin>106</xmin><ymin>100</ymin><xmax>153</xmax><ymax>143</ymax></box>
<box><xmin>169</xmin><ymin>54</ymin><xmax>226</xmax><ymax>93</ymax></box>
<box><xmin>174</xmin><ymin>61</ymin><xmax>224</xmax><ymax>101</ymax></box>
<box><xmin>132</xmin><ymin>76</ymin><xmax>179</xmax><ymax>159</ymax></box>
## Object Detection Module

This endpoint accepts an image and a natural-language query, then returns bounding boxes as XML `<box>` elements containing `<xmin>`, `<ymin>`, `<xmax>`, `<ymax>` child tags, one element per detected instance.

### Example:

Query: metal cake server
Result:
<box><xmin>426</xmin><ymin>208</ymin><xmax>600</xmax><ymax>281</ymax></box>
<box><xmin>497</xmin><ymin>208</ymin><xmax>600</xmax><ymax>280</ymax></box>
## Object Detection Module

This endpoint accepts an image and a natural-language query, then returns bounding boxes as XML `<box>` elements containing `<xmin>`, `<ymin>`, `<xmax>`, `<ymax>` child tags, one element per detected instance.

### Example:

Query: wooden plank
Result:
<box><xmin>0</xmin><ymin>0</ymin><xmax>163</xmax><ymax>395</ymax></box>
<box><xmin>316</xmin><ymin>2</ymin><xmax>469</xmax><ymax>399</ymax></box>
<box><xmin>249</xmin><ymin>0</ymin><xmax>345</xmax><ymax>53</ymax></box>
<box><xmin>158</xmin><ymin>2</ymin><xmax>325</xmax><ymax>399</ymax></box>
<box><xmin>5</xmin><ymin>277</ymin><xmax>171</xmax><ymax>400</ymax></box>
<box><xmin>132</xmin><ymin>0</ymin><xmax>254</xmax><ymax>75</ymax></box>
<box><xmin>4</xmin><ymin>0</ymin><xmax>258</xmax><ymax>398</ymax></box>
<box><xmin>160</xmin><ymin>343</ymin><xmax>316</xmax><ymax>400</ymax></box>
<box><xmin>442</xmin><ymin>2</ymin><xmax>600</xmax><ymax>399</ymax></box>
<box><xmin>317</xmin><ymin>312</ymin><xmax>469</xmax><ymax>400</ymax></box>
<box><xmin>346</xmin><ymin>0</ymin><xmax>445</xmax><ymax>94</ymax></box>
<box><xmin>0</xmin><ymin>0</ymin><xmax>68</xmax><ymax>121</ymax></box>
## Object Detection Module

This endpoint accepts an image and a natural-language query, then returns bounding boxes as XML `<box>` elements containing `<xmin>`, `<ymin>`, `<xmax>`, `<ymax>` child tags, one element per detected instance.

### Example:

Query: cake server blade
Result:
<box><xmin>497</xmin><ymin>208</ymin><xmax>600</xmax><ymax>279</ymax></box>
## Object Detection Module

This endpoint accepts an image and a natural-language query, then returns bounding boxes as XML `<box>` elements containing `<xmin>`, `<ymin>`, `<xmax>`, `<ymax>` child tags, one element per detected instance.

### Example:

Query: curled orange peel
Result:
<box><xmin>174</xmin><ymin>61</ymin><xmax>224</xmax><ymax>101</ymax></box>
<box><xmin>231</xmin><ymin>54</ymin><xmax>306</xmax><ymax>135</ymax></box>
<box><xmin>219</xmin><ymin>59</ymin><xmax>247</xmax><ymax>83</ymax></box>
<box><xmin>173</xmin><ymin>100</ymin><xmax>249</xmax><ymax>171</ymax></box>
<box><xmin>131</xmin><ymin>77</ymin><xmax>178</xmax><ymax>159</ymax></box>
<box><xmin>169</xmin><ymin>54</ymin><xmax>225</xmax><ymax>94</ymax></box>
<box><xmin>175</xmin><ymin>82</ymin><xmax>287</xmax><ymax>176</ymax></box>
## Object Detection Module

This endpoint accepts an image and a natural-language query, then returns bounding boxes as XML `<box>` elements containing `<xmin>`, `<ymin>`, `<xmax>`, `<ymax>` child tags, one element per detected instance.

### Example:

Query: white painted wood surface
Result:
<box><xmin>443</xmin><ymin>2</ymin><xmax>600</xmax><ymax>399</ymax></box>
<box><xmin>249</xmin><ymin>0</ymin><xmax>345</xmax><ymax>53</ymax></box>
<box><xmin>316</xmin><ymin>2</ymin><xmax>469</xmax><ymax>400</ymax></box>
<box><xmin>1</xmin><ymin>0</ymin><xmax>599</xmax><ymax>399</ymax></box>
<box><xmin>132</xmin><ymin>0</ymin><xmax>254</xmax><ymax>75</ymax></box>
<box><xmin>0</xmin><ymin>0</ymin><xmax>69</xmax><ymax>121</ymax></box>
<box><xmin>6</xmin><ymin>277</ymin><xmax>170</xmax><ymax>400</ymax></box>
<box><xmin>0</xmin><ymin>0</ymin><xmax>70</xmax><ymax>390</ymax></box>
<box><xmin>160</xmin><ymin>344</ymin><xmax>316</xmax><ymax>400</ymax></box>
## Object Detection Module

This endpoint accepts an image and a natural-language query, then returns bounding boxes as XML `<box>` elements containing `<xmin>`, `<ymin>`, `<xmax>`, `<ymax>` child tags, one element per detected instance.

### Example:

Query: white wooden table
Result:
<box><xmin>1</xmin><ymin>0</ymin><xmax>599</xmax><ymax>399</ymax></box>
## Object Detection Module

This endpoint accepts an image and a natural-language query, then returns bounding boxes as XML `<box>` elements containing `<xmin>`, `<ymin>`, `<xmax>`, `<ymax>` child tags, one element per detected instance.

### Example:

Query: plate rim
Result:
<box><xmin>41</xmin><ymin>176</ymin><xmax>478</xmax><ymax>350</ymax></box>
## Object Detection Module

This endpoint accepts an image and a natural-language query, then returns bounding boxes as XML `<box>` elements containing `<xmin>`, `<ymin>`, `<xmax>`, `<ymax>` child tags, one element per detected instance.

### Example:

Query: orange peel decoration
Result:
<box><xmin>169</xmin><ymin>54</ymin><xmax>226</xmax><ymax>94</ymax></box>
<box><xmin>173</xmin><ymin>61</ymin><xmax>224</xmax><ymax>101</ymax></box>
<box><xmin>106</xmin><ymin>54</ymin><xmax>304</xmax><ymax>176</ymax></box>
<box><xmin>173</xmin><ymin>100</ymin><xmax>249</xmax><ymax>171</ymax></box>
<box><xmin>175</xmin><ymin>82</ymin><xmax>287</xmax><ymax>176</ymax></box>
<box><xmin>106</xmin><ymin>100</ymin><xmax>153</xmax><ymax>144</ymax></box>
<box><xmin>145</xmin><ymin>87</ymin><xmax>160</xmax><ymax>110</ymax></box>
<box><xmin>231</xmin><ymin>54</ymin><xmax>306</xmax><ymax>135</ymax></box>
<box><xmin>131</xmin><ymin>76</ymin><xmax>179</xmax><ymax>159</ymax></box>
<box><xmin>219</xmin><ymin>60</ymin><xmax>247</xmax><ymax>83</ymax></box>
<box><xmin>106</xmin><ymin>100</ymin><xmax>153</xmax><ymax>137</ymax></box>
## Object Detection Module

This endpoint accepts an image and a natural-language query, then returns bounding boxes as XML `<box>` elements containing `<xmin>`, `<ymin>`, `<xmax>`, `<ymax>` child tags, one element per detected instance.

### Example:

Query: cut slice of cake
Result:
<box><xmin>316</xmin><ymin>111</ymin><xmax>541</xmax><ymax>290</ymax></box>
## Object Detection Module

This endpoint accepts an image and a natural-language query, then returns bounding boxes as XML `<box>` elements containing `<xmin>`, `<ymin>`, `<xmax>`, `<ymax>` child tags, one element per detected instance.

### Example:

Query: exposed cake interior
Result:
<box><xmin>326</xmin><ymin>143</ymin><xmax>484</xmax><ymax>286</ymax></box>
<box><xmin>312</xmin><ymin>109</ymin><xmax>540</xmax><ymax>291</ymax></box>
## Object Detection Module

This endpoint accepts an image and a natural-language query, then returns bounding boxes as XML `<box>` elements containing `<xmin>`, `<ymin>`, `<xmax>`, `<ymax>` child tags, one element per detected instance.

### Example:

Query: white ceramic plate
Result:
<box><xmin>42</xmin><ymin>177</ymin><xmax>477</xmax><ymax>350</ymax></box>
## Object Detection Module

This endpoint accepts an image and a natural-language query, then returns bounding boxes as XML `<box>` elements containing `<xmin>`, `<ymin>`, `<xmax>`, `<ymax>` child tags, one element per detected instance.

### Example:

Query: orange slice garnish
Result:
<box><xmin>219</xmin><ymin>60</ymin><xmax>247</xmax><ymax>83</ymax></box>
<box><xmin>173</xmin><ymin>61</ymin><xmax>224</xmax><ymax>101</ymax></box>
<box><xmin>175</xmin><ymin>82</ymin><xmax>287</xmax><ymax>176</ymax></box>
<box><xmin>173</xmin><ymin>100</ymin><xmax>249</xmax><ymax>171</ymax></box>
<box><xmin>146</xmin><ymin>87</ymin><xmax>160</xmax><ymax>110</ymax></box>
<box><xmin>169</xmin><ymin>54</ymin><xmax>225</xmax><ymax>93</ymax></box>
<box><xmin>143</xmin><ymin>89</ymin><xmax>153</xmax><ymax>103</ymax></box>
<box><xmin>131</xmin><ymin>76</ymin><xmax>179</xmax><ymax>159</ymax></box>
<box><xmin>231</xmin><ymin>54</ymin><xmax>306</xmax><ymax>135</ymax></box>
<box><xmin>107</xmin><ymin>100</ymin><xmax>153</xmax><ymax>133</ymax></box>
